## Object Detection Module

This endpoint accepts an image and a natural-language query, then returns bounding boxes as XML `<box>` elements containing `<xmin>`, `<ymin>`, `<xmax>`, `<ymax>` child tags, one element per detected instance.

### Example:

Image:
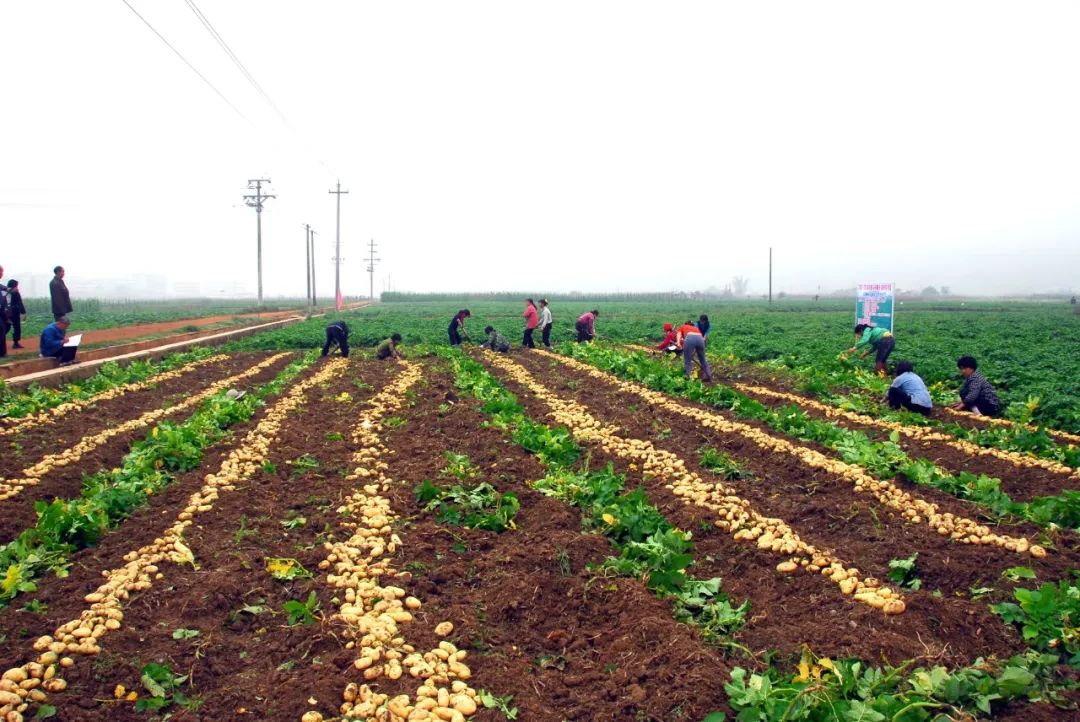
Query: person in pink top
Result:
<box><xmin>575</xmin><ymin>309</ymin><xmax>598</xmax><ymax>343</ymax></box>
<box><xmin>523</xmin><ymin>298</ymin><xmax>539</xmax><ymax>349</ymax></box>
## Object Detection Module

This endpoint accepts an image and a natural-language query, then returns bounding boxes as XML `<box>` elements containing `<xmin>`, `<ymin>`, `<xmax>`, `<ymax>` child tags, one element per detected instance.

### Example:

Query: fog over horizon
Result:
<box><xmin>2</xmin><ymin>1</ymin><xmax>1078</xmax><ymax>299</ymax></box>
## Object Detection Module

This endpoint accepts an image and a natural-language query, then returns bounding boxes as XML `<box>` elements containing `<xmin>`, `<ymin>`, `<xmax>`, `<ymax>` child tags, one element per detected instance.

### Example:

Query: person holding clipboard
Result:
<box><xmin>39</xmin><ymin>316</ymin><xmax>79</xmax><ymax>365</ymax></box>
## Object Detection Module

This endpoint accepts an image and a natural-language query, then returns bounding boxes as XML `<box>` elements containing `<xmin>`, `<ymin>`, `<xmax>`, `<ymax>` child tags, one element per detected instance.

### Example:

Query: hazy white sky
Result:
<box><xmin>2</xmin><ymin>1</ymin><xmax>1078</xmax><ymax>298</ymax></box>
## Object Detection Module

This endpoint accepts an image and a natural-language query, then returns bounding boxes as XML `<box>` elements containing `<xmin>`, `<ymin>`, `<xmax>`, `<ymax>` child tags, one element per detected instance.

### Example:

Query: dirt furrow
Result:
<box><xmin>29</xmin><ymin>359</ymin><xmax>394</xmax><ymax>721</ymax></box>
<box><xmin>488</xmin><ymin>351</ymin><xmax>1029</xmax><ymax>668</ymax></box>
<box><xmin>0</xmin><ymin>356</ymin><xmax>325</xmax><ymax>672</ymax></box>
<box><xmin>0</xmin><ymin>352</ymin><xmax>294</xmax><ymax>544</ymax></box>
<box><xmin>526</xmin><ymin>353</ymin><xmax>1080</xmax><ymax>588</ymax></box>
<box><xmin>361</xmin><ymin>360</ymin><xmax>733</xmax><ymax>722</ymax></box>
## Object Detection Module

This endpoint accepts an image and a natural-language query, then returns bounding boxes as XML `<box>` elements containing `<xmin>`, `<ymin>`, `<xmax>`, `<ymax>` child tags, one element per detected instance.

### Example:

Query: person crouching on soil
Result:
<box><xmin>886</xmin><ymin>360</ymin><xmax>932</xmax><ymax>416</ymax></box>
<box><xmin>656</xmin><ymin>323</ymin><xmax>681</xmax><ymax>355</ymax></box>
<box><xmin>677</xmin><ymin>322</ymin><xmax>711</xmax><ymax>381</ymax></box>
<box><xmin>481</xmin><ymin>326</ymin><xmax>511</xmax><ymax>353</ymax></box>
<box><xmin>376</xmin><ymin>333</ymin><xmax>403</xmax><ymax>360</ymax></box>
<box><xmin>950</xmin><ymin>356</ymin><xmax>1002</xmax><ymax>417</ymax></box>
<box><xmin>575</xmin><ymin>309</ymin><xmax>598</xmax><ymax>343</ymax></box>
<box><xmin>843</xmin><ymin>323</ymin><xmax>895</xmax><ymax>375</ymax></box>
<box><xmin>322</xmin><ymin>320</ymin><xmax>350</xmax><ymax>358</ymax></box>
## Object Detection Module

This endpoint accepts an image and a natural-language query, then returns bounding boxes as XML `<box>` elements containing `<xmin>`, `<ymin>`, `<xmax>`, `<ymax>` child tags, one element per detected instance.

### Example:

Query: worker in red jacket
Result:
<box><xmin>655</xmin><ymin>323</ymin><xmax>680</xmax><ymax>355</ymax></box>
<box><xmin>523</xmin><ymin>298</ymin><xmax>539</xmax><ymax>349</ymax></box>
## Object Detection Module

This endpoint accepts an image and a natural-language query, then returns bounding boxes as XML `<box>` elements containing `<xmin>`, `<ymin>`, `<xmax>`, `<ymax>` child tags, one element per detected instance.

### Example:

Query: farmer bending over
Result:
<box><xmin>886</xmin><ymin>360</ymin><xmax>932</xmax><ymax>416</ymax></box>
<box><xmin>844</xmin><ymin>323</ymin><xmax>895</xmax><ymax>374</ymax></box>
<box><xmin>950</xmin><ymin>356</ymin><xmax>1001</xmax><ymax>417</ymax></box>
<box><xmin>575</xmin><ymin>309</ymin><xmax>598</xmax><ymax>343</ymax></box>
<box><xmin>322</xmin><ymin>320</ymin><xmax>350</xmax><ymax>358</ymax></box>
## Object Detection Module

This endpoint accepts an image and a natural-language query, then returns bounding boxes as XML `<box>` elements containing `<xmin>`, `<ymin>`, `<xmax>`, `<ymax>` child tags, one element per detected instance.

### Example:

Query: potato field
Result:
<box><xmin>1</xmin><ymin>302</ymin><xmax>1079</xmax><ymax>721</ymax></box>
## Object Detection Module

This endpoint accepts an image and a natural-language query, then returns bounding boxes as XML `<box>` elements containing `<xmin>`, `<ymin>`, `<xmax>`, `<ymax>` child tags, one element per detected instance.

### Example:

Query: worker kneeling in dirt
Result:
<box><xmin>322</xmin><ymin>320</ymin><xmax>350</xmax><ymax>358</ymax></box>
<box><xmin>886</xmin><ymin>360</ymin><xmax>932</xmax><ymax>416</ymax></box>
<box><xmin>376</xmin><ymin>333</ymin><xmax>403</xmax><ymax>360</ymax></box>
<box><xmin>481</xmin><ymin>326</ymin><xmax>511</xmax><ymax>353</ymax></box>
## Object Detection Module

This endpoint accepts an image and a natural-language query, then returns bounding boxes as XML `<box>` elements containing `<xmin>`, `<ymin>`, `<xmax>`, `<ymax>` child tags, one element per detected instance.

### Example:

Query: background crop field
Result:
<box><xmin>333</xmin><ymin>298</ymin><xmax>1080</xmax><ymax>433</ymax></box>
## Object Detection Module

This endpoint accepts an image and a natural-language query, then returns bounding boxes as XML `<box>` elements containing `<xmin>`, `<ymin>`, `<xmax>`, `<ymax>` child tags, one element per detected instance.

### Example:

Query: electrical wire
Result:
<box><xmin>181</xmin><ymin>0</ymin><xmax>334</xmax><ymax>175</ymax></box>
<box><xmin>119</xmin><ymin>0</ymin><xmax>251</xmax><ymax>124</ymax></box>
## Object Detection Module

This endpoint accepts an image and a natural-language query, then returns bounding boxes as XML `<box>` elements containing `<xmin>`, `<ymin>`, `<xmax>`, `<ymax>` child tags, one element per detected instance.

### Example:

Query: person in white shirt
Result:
<box><xmin>538</xmin><ymin>299</ymin><xmax>554</xmax><ymax>350</ymax></box>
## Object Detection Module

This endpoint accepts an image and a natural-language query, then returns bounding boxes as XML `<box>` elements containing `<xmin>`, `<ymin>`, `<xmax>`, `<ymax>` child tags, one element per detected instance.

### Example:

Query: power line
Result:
<box><xmin>181</xmin><ymin>0</ymin><xmax>288</xmax><ymax>126</ymax></box>
<box><xmin>118</xmin><ymin>0</ymin><xmax>250</xmax><ymax>123</ymax></box>
<box><xmin>181</xmin><ymin>0</ymin><xmax>334</xmax><ymax>175</ymax></box>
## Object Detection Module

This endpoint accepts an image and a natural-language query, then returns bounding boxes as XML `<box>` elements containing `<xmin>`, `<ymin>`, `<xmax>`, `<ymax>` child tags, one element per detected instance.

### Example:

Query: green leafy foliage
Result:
<box><xmin>283</xmin><ymin>591</ymin><xmax>320</xmax><ymax>626</ymax></box>
<box><xmin>723</xmin><ymin>650</ymin><xmax>1064</xmax><ymax>721</ymax></box>
<box><xmin>887</xmin><ymin>553</ymin><xmax>922</xmax><ymax>591</ymax></box>
<box><xmin>700</xmin><ymin>447</ymin><xmax>753</xmax><ymax>480</ymax></box>
<box><xmin>992</xmin><ymin>581</ymin><xmax>1080</xmax><ymax>665</ymax></box>
<box><xmin>415</xmin><ymin>481</ymin><xmax>520</xmax><ymax>533</ymax></box>
<box><xmin>135</xmin><ymin>662</ymin><xmax>193</xmax><ymax>713</ymax></box>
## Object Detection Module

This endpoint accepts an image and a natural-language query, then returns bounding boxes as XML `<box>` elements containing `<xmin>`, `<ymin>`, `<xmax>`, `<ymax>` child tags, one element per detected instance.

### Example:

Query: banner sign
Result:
<box><xmin>856</xmin><ymin>283</ymin><xmax>894</xmax><ymax>333</ymax></box>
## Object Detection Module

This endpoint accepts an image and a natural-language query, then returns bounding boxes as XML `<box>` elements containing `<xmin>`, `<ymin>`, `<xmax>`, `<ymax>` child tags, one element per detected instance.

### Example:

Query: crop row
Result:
<box><xmin>0</xmin><ymin>353</ymin><xmax>288</xmax><ymax>503</ymax></box>
<box><xmin>743</xmin><ymin>349</ymin><xmax>1080</xmax><ymax>453</ymax></box>
<box><xmin>0</xmin><ymin>347</ymin><xmax>223</xmax><ymax>423</ymax></box>
<box><xmin>735</xmin><ymin>381</ymin><xmax>1078</xmax><ymax>477</ymax></box>
<box><xmin>595</xmin><ymin>344</ymin><xmax>1080</xmax><ymax>532</ymax></box>
<box><xmin>556</xmin><ymin>347</ymin><xmax>1042</xmax><ymax>558</ymax></box>
<box><xmin>310</xmin><ymin>359</ymin><xmax>481</xmax><ymax>722</ymax></box>
<box><xmin>483</xmin><ymin>351</ymin><xmax>913</xmax><ymax>616</ymax></box>
<box><xmin>0</xmin><ymin>356</ymin><xmax>350</xmax><ymax>721</ymax></box>
<box><xmin>0</xmin><ymin>353</ymin><xmax>302</xmax><ymax>607</ymax></box>
<box><xmin>459</xmin><ymin>349</ymin><xmax>1075</xmax><ymax>720</ymax></box>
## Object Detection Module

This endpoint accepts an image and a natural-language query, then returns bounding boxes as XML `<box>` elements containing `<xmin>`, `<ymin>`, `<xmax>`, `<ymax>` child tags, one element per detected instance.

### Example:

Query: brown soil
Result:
<box><xmin>0</xmin><ymin>352</ymin><xmax>292</xmax><ymax>543</ymax></box>
<box><xmin>501</xmin><ymin>351</ymin><xmax>1080</xmax><ymax>666</ymax></box>
<box><xmin>3</xmin><ymin>359</ymin><xmax>735</xmax><ymax>722</ymax></box>
<box><xmin>369</xmin><ymin>361</ymin><xmax>732</xmax><ymax>722</ymax></box>
<box><xmin>710</xmin><ymin>364</ymin><xmax>1078</xmax><ymax>501</ymax></box>
<box><xmin>0</xmin><ymin>355</ymin><xmax>323</xmax><ymax>672</ymax></box>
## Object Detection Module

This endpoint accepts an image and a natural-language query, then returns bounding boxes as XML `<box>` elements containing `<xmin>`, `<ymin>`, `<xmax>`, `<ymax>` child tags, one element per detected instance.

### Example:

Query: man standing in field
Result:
<box><xmin>50</xmin><ymin>266</ymin><xmax>73</xmax><ymax>321</ymax></box>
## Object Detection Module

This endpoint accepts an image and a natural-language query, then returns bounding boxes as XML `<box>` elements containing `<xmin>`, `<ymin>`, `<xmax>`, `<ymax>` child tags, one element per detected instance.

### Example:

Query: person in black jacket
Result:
<box><xmin>322</xmin><ymin>320</ymin><xmax>350</xmax><ymax>358</ymax></box>
<box><xmin>6</xmin><ymin>280</ymin><xmax>26</xmax><ymax>348</ymax></box>
<box><xmin>50</xmin><ymin>266</ymin><xmax>73</xmax><ymax>321</ymax></box>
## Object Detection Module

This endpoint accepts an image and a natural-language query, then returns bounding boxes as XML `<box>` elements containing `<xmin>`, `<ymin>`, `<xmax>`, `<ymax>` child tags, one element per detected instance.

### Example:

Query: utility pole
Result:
<box><xmin>243</xmin><ymin>178</ymin><xmax>275</xmax><ymax>305</ymax></box>
<box><xmin>310</xmin><ymin>230</ymin><xmax>317</xmax><ymax>306</ymax></box>
<box><xmin>768</xmin><ymin>247</ymin><xmax>773</xmax><ymax>304</ymax></box>
<box><xmin>328</xmin><ymin>180</ymin><xmax>349</xmax><ymax>305</ymax></box>
<box><xmin>366</xmin><ymin>238</ymin><xmax>380</xmax><ymax>301</ymax></box>
<box><xmin>304</xmin><ymin>224</ymin><xmax>312</xmax><ymax>305</ymax></box>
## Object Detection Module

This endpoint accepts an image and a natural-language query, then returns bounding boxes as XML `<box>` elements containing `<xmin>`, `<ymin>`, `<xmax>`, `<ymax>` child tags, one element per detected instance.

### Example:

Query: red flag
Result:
<box><xmin>336</xmin><ymin>287</ymin><xmax>343</xmax><ymax>311</ymax></box>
